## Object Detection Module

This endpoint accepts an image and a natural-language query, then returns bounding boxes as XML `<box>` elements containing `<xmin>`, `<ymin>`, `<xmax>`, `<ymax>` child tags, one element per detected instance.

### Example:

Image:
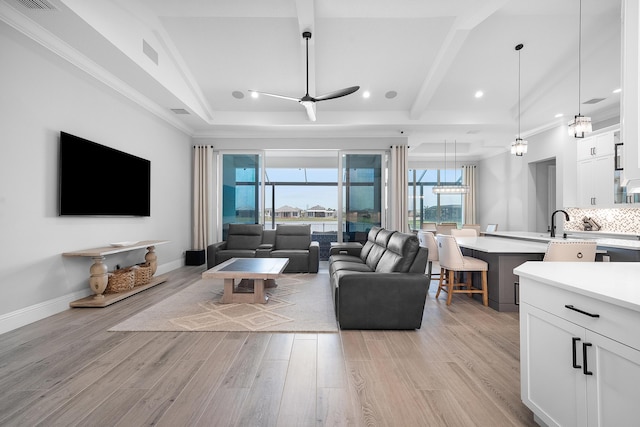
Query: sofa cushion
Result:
<box><xmin>215</xmin><ymin>249</ymin><xmax>256</xmax><ymax>264</ymax></box>
<box><xmin>364</xmin><ymin>229</ymin><xmax>395</xmax><ymax>270</ymax></box>
<box><xmin>359</xmin><ymin>226</ymin><xmax>382</xmax><ymax>262</ymax></box>
<box><xmin>275</xmin><ymin>224</ymin><xmax>311</xmax><ymax>250</ymax></box>
<box><xmin>330</xmin><ymin>260</ymin><xmax>374</xmax><ymax>276</ymax></box>
<box><xmin>376</xmin><ymin>232</ymin><xmax>420</xmax><ymax>273</ymax></box>
<box><xmin>225</xmin><ymin>224</ymin><xmax>263</xmax><ymax>250</ymax></box>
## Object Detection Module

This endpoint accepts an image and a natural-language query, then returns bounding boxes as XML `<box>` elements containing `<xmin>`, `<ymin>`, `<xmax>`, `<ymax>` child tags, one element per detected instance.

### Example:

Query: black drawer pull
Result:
<box><xmin>583</xmin><ymin>343</ymin><xmax>593</xmax><ymax>375</ymax></box>
<box><xmin>565</xmin><ymin>304</ymin><xmax>600</xmax><ymax>318</ymax></box>
<box><xmin>572</xmin><ymin>337</ymin><xmax>581</xmax><ymax>369</ymax></box>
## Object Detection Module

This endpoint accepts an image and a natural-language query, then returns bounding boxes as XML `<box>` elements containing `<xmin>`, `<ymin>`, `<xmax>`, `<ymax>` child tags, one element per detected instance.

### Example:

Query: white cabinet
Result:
<box><xmin>520</xmin><ymin>277</ymin><xmax>640</xmax><ymax>427</ymax></box>
<box><xmin>577</xmin><ymin>132</ymin><xmax>615</xmax><ymax>161</ymax></box>
<box><xmin>576</xmin><ymin>130</ymin><xmax>615</xmax><ymax>207</ymax></box>
<box><xmin>577</xmin><ymin>155</ymin><xmax>614</xmax><ymax>207</ymax></box>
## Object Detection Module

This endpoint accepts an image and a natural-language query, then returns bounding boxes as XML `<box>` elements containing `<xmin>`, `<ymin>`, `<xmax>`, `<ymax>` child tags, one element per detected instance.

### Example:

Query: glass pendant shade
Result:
<box><xmin>432</xmin><ymin>139</ymin><xmax>469</xmax><ymax>194</ymax></box>
<box><xmin>511</xmin><ymin>138</ymin><xmax>528</xmax><ymax>156</ymax></box>
<box><xmin>512</xmin><ymin>43</ymin><xmax>527</xmax><ymax>156</ymax></box>
<box><xmin>568</xmin><ymin>114</ymin><xmax>592</xmax><ymax>138</ymax></box>
<box><xmin>570</xmin><ymin>0</ymin><xmax>591</xmax><ymax>139</ymax></box>
<box><xmin>432</xmin><ymin>185</ymin><xmax>470</xmax><ymax>194</ymax></box>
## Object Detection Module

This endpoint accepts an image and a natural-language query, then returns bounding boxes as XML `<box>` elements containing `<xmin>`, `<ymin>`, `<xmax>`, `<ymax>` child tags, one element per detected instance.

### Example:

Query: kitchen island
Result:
<box><xmin>486</xmin><ymin>230</ymin><xmax>640</xmax><ymax>261</ymax></box>
<box><xmin>454</xmin><ymin>235</ymin><xmax>607</xmax><ymax>311</ymax></box>
<box><xmin>454</xmin><ymin>236</ymin><xmax>549</xmax><ymax>311</ymax></box>
<box><xmin>514</xmin><ymin>262</ymin><xmax>640</xmax><ymax>427</ymax></box>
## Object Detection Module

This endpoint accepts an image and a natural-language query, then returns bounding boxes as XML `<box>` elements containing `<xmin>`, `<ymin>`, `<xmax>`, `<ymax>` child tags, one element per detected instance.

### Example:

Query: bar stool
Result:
<box><xmin>435</xmin><ymin>235</ymin><xmax>488</xmax><ymax>306</ymax></box>
<box><xmin>543</xmin><ymin>241</ymin><xmax>597</xmax><ymax>262</ymax></box>
<box><xmin>417</xmin><ymin>231</ymin><xmax>440</xmax><ymax>283</ymax></box>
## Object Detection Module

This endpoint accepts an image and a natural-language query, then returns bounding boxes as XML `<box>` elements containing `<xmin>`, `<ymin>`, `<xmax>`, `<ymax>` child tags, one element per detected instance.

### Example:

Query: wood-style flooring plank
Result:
<box><xmin>155</xmin><ymin>332</ymin><xmax>249</xmax><ymax>427</ymax></box>
<box><xmin>0</xmin><ymin>265</ymin><xmax>536</xmax><ymax>426</ymax></box>
<box><xmin>276</xmin><ymin>336</ymin><xmax>318</xmax><ymax>427</ymax></box>
<box><xmin>235</xmin><ymin>359</ymin><xmax>289</xmax><ymax>427</ymax></box>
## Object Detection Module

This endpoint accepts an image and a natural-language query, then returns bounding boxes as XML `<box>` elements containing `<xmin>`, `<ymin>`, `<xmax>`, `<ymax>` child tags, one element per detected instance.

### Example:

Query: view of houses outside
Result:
<box><xmin>227</xmin><ymin>160</ymin><xmax>464</xmax><ymax>233</ymax></box>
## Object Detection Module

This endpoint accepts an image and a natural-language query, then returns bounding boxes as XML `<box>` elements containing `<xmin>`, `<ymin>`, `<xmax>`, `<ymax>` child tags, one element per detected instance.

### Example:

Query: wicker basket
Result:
<box><xmin>133</xmin><ymin>263</ymin><xmax>153</xmax><ymax>286</ymax></box>
<box><xmin>105</xmin><ymin>268</ymin><xmax>135</xmax><ymax>293</ymax></box>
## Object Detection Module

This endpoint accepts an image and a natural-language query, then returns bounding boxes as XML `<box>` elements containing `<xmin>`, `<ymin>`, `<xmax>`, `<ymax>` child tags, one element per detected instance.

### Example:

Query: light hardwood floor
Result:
<box><xmin>0</xmin><ymin>264</ymin><xmax>535</xmax><ymax>426</ymax></box>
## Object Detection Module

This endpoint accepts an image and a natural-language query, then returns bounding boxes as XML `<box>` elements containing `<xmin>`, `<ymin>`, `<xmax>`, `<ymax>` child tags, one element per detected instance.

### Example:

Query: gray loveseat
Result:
<box><xmin>207</xmin><ymin>223</ymin><xmax>319</xmax><ymax>273</ymax></box>
<box><xmin>329</xmin><ymin>226</ymin><xmax>429</xmax><ymax>329</ymax></box>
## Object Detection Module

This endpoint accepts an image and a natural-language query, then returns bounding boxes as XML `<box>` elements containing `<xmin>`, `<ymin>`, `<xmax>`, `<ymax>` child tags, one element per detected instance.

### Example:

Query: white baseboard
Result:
<box><xmin>0</xmin><ymin>288</ymin><xmax>91</xmax><ymax>335</ymax></box>
<box><xmin>0</xmin><ymin>260</ymin><xmax>183</xmax><ymax>336</ymax></box>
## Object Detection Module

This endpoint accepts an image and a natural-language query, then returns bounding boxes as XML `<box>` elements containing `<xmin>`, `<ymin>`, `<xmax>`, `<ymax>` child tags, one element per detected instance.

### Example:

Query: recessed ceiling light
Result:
<box><xmin>613</xmin><ymin>88</ymin><xmax>621</xmax><ymax>94</ymax></box>
<box><xmin>555</xmin><ymin>113</ymin><xmax>564</xmax><ymax>118</ymax></box>
<box><xmin>232</xmin><ymin>91</ymin><xmax>244</xmax><ymax>99</ymax></box>
<box><xmin>385</xmin><ymin>90</ymin><xmax>397</xmax><ymax>99</ymax></box>
<box><xmin>363</xmin><ymin>91</ymin><xmax>371</xmax><ymax>99</ymax></box>
<box><xmin>475</xmin><ymin>90</ymin><xmax>484</xmax><ymax>98</ymax></box>
<box><xmin>251</xmin><ymin>91</ymin><xmax>259</xmax><ymax>99</ymax></box>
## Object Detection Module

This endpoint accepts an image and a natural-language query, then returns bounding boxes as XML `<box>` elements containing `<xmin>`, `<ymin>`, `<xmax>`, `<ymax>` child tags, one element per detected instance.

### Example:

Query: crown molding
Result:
<box><xmin>0</xmin><ymin>2</ymin><xmax>195</xmax><ymax>136</ymax></box>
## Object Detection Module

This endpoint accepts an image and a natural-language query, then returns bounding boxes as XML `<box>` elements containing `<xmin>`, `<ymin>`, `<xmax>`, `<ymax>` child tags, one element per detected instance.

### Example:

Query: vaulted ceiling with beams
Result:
<box><xmin>1</xmin><ymin>0</ymin><xmax>622</xmax><ymax>159</ymax></box>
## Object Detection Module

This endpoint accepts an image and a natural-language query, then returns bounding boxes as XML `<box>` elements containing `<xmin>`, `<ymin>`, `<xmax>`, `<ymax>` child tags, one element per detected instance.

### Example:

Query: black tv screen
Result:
<box><xmin>59</xmin><ymin>132</ymin><xmax>151</xmax><ymax>216</ymax></box>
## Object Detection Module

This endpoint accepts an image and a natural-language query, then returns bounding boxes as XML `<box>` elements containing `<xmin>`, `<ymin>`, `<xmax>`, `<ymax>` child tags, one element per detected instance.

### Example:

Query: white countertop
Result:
<box><xmin>486</xmin><ymin>231</ymin><xmax>640</xmax><ymax>251</ymax></box>
<box><xmin>455</xmin><ymin>236</ymin><xmax>550</xmax><ymax>254</ymax></box>
<box><xmin>514</xmin><ymin>262</ymin><xmax>640</xmax><ymax>313</ymax></box>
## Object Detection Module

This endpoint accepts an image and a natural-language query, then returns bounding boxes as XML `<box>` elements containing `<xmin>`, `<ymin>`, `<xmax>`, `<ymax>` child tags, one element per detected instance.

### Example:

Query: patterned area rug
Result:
<box><xmin>109</xmin><ymin>272</ymin><xmax>338</xmax><ymax>332</ymax></box>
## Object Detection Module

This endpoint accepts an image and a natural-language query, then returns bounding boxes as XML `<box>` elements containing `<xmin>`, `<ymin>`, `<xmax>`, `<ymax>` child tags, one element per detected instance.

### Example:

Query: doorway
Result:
<box><xmin>529</xmin><ymin>158</ymin><xmax>557</xmax><ymax>233</ymax></box>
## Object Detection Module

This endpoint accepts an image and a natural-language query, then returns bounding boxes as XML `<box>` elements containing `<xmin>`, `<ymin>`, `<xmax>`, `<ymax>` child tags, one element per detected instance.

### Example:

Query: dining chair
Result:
<box><xmin>421</xmin><ymin>222</ymin><xmax>437</xmax><ymax>231</ymax></box>
<box><xmin>543</xmin><ymin>241</ymin><xmax>597</xmax><ymax>262</ymax></box>
<box><xmin>462</xmin><ymin>224</ymin><xmax>482</xmax><ymax>234</ymax></box>
<box><xmin>435</xmin><ymin>235</ymin><xmax>488</xmax><ymax>306</ymax></box>
<box><xmin>417</xmin><ymin>231</ymin><xmax>440</xmax><ymax>284</ymax></box>
<box><xmin>435</xmin><ymin>223</ymin><xmax>457</xmax><ymax>235</ymax></box>
<box><xmin>451</xmin><ymin>228</ymin><xmax>478</xmax><ymax>237</ymax></box>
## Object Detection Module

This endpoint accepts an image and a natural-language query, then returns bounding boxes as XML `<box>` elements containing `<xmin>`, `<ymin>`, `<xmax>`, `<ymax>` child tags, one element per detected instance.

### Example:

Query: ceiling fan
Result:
<box><xmin>249</xmin><ymin>31</ymin><xmax>360</xmax><ymax>122</ymax></box>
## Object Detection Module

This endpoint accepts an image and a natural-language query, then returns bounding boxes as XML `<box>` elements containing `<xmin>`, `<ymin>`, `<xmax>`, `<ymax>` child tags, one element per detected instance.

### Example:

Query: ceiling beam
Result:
<box><xmin>409</xmin><ymin>0</ymin><xmax>510</xmax><ymax>120</ymax></box>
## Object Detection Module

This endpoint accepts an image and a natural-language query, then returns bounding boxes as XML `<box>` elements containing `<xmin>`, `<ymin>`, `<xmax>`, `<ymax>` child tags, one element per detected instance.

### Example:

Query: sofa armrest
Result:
<box><xmin>308</xmin><ymin>241</ymin><xmax>319</xmax><ymax>273</ymax></box>
<box><xmin>333</xmin><ymin>271</ymin><xmax>428</xmax><ymax>329</ymax></box>
<box><xmin>256</xmin><ymin>243</ymin><xmax>273</xmax><ymax>258</ymax></box>
<box><xmin>206</xmin><ymin>241</ymin><xmax>227</xmax><ymax>269</ymax></box>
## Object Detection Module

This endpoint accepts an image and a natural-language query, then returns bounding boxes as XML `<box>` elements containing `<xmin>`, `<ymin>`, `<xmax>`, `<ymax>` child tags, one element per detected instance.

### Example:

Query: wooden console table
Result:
<box><xmin>63</xmin><ymin>240</ymin><xmax>169</xmax><ymax>307</ymax></box>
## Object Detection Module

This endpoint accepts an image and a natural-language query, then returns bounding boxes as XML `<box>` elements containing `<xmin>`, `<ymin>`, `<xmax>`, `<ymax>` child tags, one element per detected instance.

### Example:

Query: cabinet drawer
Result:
<box><xmin>520</xmin><ymin>277</ymin><xmax>640</xmax><ymax>351</ymax></box>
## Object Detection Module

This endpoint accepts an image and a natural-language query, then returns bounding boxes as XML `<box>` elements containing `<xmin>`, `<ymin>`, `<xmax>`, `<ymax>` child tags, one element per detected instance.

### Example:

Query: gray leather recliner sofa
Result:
<box><xmin>206</xmin><ymin>223</ymin><xmax>319</xmax><ymax>273</ymax></box>
<box><xmin>329</xmin><ymin>226</ymin><xmax>429</xmax><ymax>329</ymax></box>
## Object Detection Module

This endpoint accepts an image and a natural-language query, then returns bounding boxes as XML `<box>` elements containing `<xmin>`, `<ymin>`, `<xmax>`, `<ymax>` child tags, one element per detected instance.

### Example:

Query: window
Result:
<box><xmin>408</xmin><ymin>168</ymin><xmax>463</xmax><ymax>230</ymax></box>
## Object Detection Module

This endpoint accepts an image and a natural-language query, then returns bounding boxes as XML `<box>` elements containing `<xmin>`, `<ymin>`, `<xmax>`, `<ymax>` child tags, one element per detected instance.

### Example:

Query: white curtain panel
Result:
<box><xmin>192</xmin><ymin>146</ymin><xmax>214</xmax><ymax>250</ymax></box>
<box><xmin>463</xmin><ymin>165</ymin><xmax>477</xmax><ymax>225</ymax></box>
<box><xmin>390</xmin><ymin>145</ymin><xmax>409</xmax><ymax>232</ymax></box>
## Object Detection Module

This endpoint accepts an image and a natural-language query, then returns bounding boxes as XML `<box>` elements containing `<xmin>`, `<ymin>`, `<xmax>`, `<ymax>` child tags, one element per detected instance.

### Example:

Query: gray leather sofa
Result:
<box><xmin>207</xmin><ymin>223</ymin><xmax>319</xmax><ymax>273</ymax></box>
<box><xmin>329</xmin><ymin>226</ymin><xmax>429</xmax><ymax>329</ymax></box>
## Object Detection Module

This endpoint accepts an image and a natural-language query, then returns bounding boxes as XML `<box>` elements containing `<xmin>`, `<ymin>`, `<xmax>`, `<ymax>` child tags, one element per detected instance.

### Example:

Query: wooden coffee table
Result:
<box><xmin>202</xmin><ymin>257</ymin><xmax>289</xmax><ymax>304</ymax></box>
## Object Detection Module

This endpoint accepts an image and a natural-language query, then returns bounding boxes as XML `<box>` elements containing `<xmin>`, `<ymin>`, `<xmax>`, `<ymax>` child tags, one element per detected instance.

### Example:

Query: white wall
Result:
<box><xmin>477</xmin><ymin>119</ymin><xmax>620</xmax><ymax>232</ymax></box>
<box><xmin>0</xmin><ymin>22</ymin><xmax>192</xmax><ymax>333</ymax></box>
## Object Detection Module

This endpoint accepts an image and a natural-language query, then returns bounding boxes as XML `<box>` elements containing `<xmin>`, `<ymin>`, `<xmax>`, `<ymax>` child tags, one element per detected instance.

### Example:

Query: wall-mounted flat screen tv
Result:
<box><xmin>59</xmin><ymin>132</ymin><xmax>151</xmax><ymax>216</ymax></box>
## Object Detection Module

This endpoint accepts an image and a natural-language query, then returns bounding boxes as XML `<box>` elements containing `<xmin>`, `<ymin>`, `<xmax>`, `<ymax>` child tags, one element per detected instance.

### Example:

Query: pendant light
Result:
<box><xmin>511</xmin><ymin>43</ymin><xmax>528</xmax><ymax>156</ymax></box>
<box><xmin>568</xmin><ymin>0</ymin><xmax>592</xmax><ymax>138</ymax></box>
<box><xmin>433</xmin><ymin>139</ymin><xmax>469</xmax><ymax>194</ymax></box>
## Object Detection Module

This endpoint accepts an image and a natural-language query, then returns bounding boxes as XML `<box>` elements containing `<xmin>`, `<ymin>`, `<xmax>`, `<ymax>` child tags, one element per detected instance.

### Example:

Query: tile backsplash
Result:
<box><xmin>565</xmin><ymin>207</ymin><xmax>640</xmax><ymax>234</ymax></box>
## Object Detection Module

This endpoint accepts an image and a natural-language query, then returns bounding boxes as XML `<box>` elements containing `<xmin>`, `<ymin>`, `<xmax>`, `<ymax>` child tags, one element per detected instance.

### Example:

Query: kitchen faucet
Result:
<box><xmin>550</xmin><ymin>209</ymin><xmax>570</xmax><ymax>238</ymax></box>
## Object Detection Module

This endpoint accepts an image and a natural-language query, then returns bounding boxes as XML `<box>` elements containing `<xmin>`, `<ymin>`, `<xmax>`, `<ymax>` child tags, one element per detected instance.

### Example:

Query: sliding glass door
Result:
<box><xmin>340</xmin><ymin>153</ymin><xmax>383</xmax><ymax>243</ymax></box>
<box><xmin>221</xmin><ymin>153</ymin><xmax>262</xmax><ymax>239</ymax></box>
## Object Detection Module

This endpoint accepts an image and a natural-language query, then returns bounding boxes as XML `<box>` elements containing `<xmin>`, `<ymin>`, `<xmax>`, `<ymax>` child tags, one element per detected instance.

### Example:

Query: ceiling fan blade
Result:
<box><xmin>313</xmin><ymin>86</ymin><xmax>360</xmax><ymax>102</ymax></box>
<box><xmin>248</xmin><ymin>90</ymin><xmax>300</xmax><ymax>102</ymax></box>
<box><xmin>301</xmin><ymin>101</ymin><xmax>316</xmax><ymax>122</ymax></box>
